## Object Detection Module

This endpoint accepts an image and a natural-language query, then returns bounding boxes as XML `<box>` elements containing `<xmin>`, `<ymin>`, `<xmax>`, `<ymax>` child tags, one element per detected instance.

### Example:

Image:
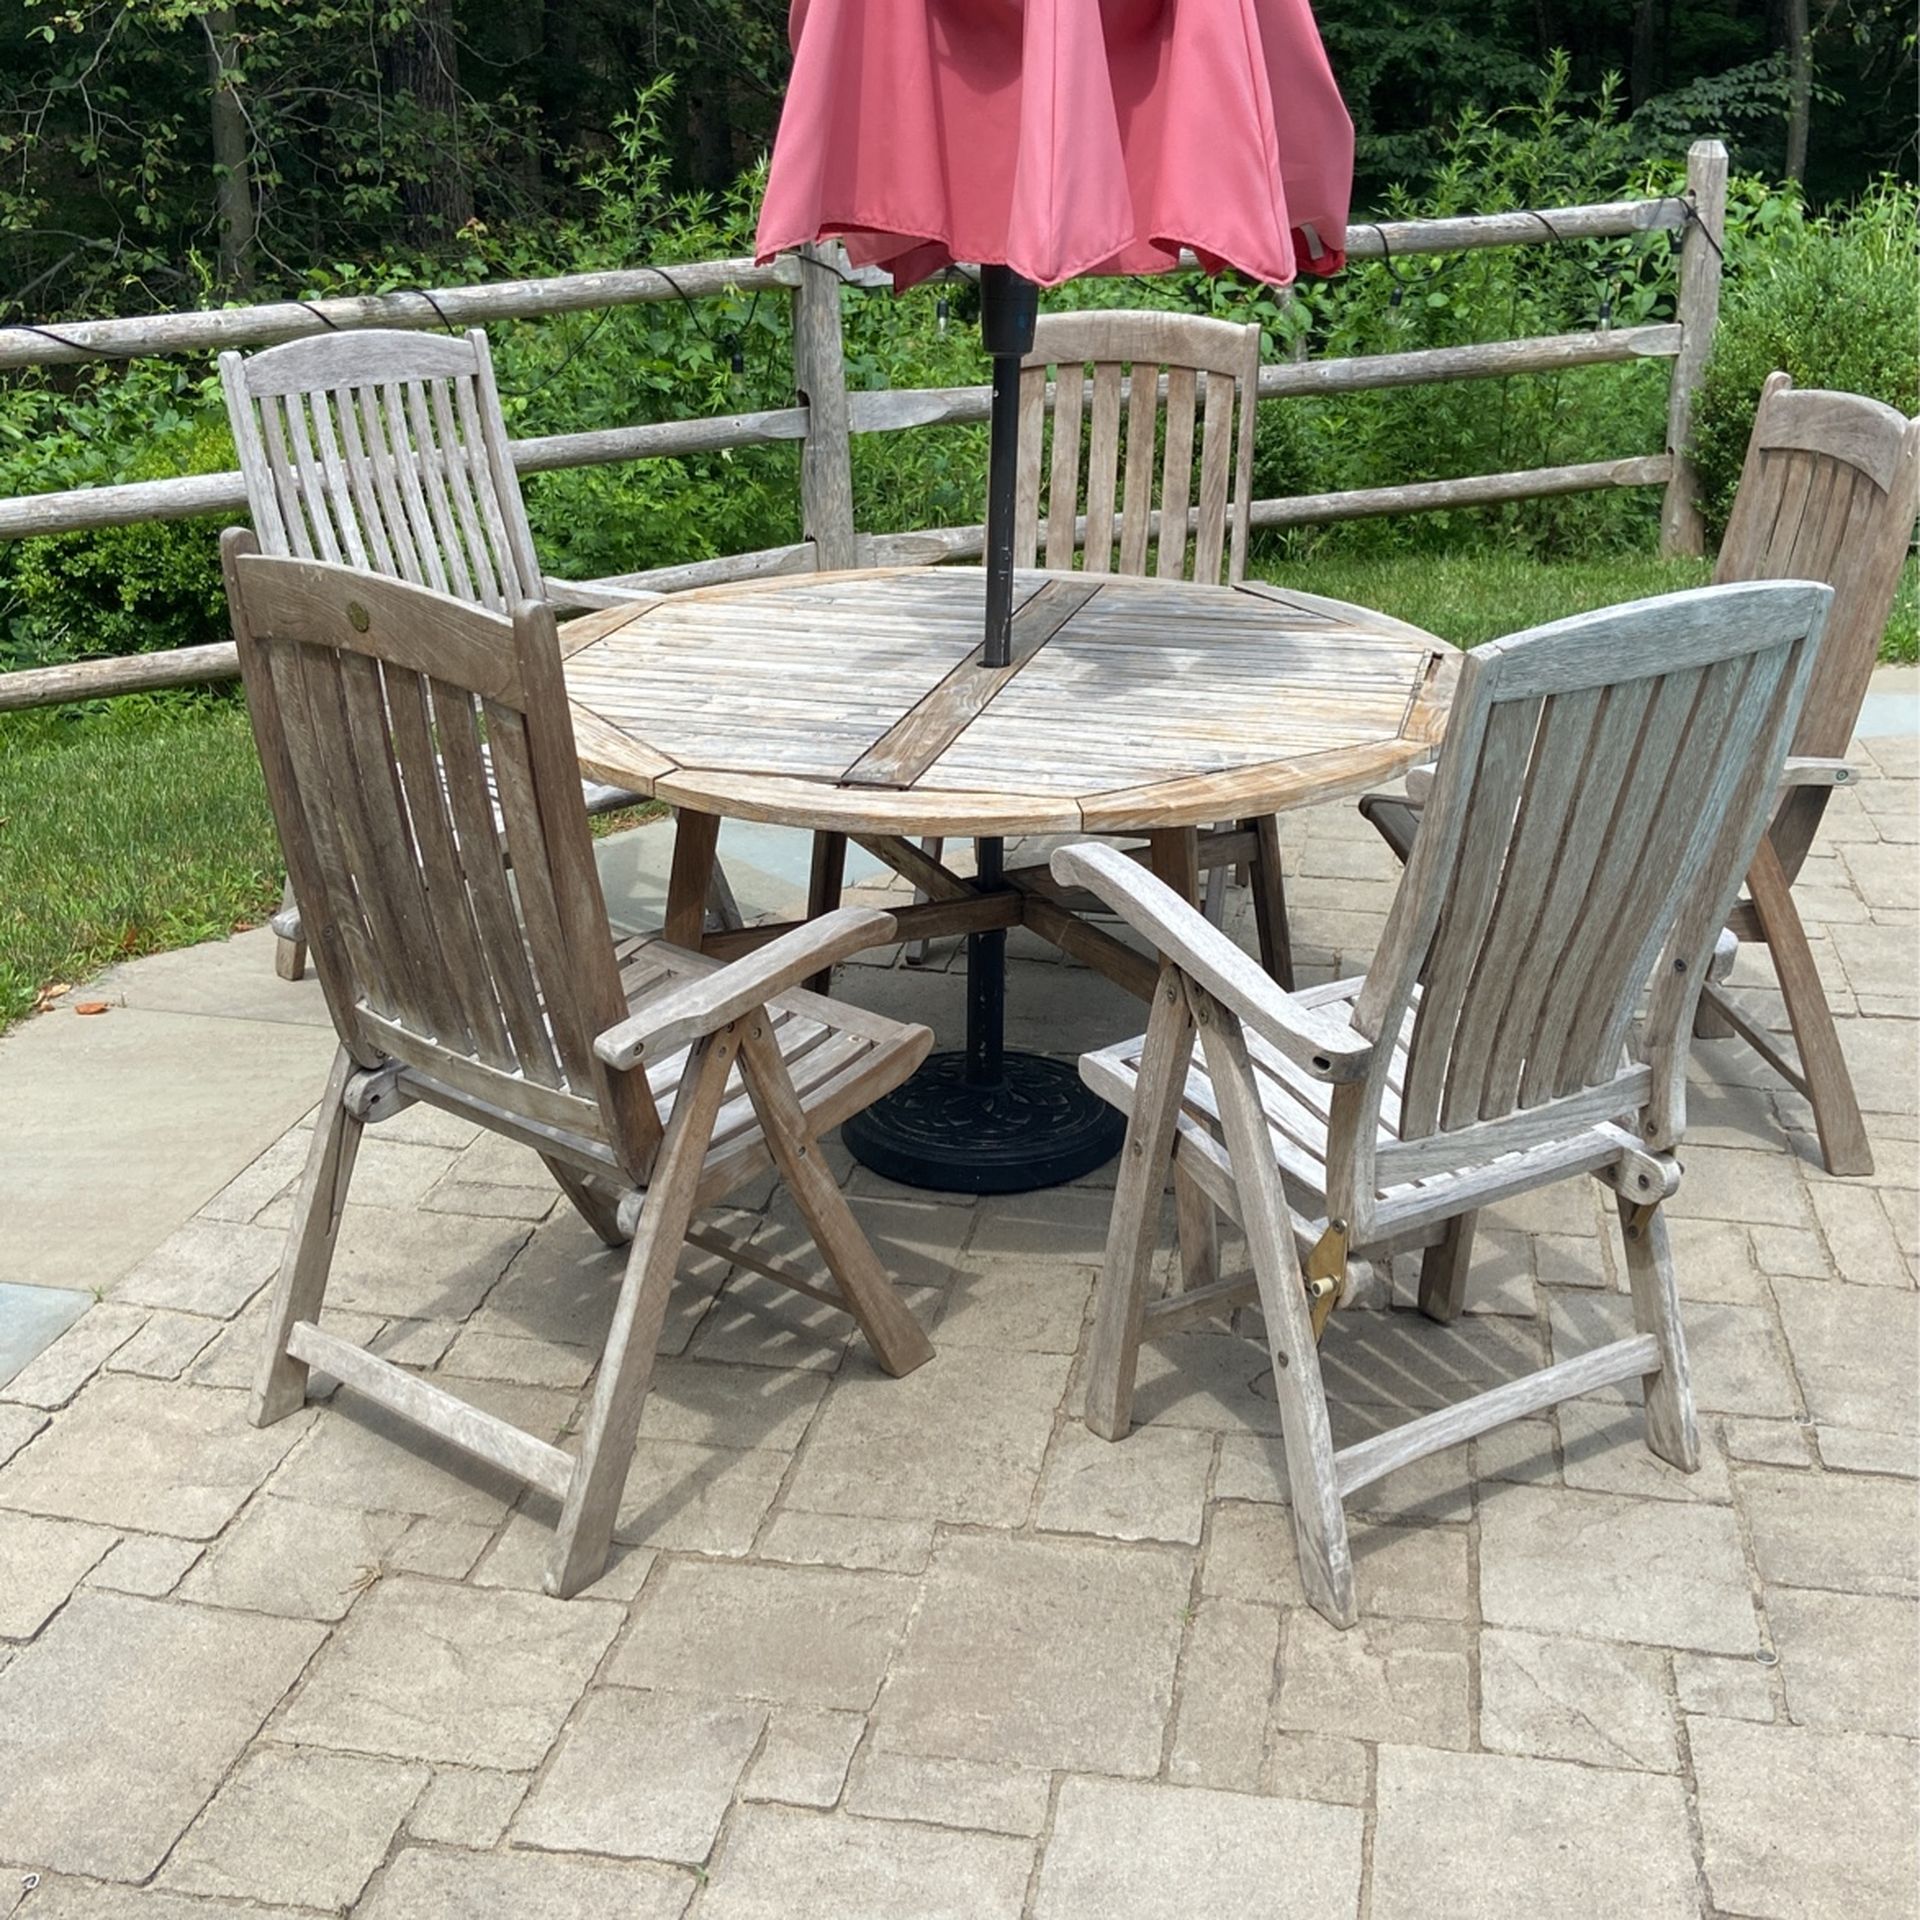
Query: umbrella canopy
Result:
<box><xmin>756</xmin><ymin>0</ymin><xmax>1353</xmax><ymax>290</ymax></box>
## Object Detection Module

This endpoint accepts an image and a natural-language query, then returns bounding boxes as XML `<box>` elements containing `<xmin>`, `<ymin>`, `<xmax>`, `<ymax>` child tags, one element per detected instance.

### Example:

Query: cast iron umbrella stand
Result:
<box><xmin>841</xmin><ymin>267</ymin><xmax>1128</xmax><ymax>1194</ymax></box>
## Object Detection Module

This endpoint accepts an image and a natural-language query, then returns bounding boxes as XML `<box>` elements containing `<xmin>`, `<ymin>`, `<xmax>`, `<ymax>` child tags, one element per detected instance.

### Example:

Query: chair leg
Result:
<box><xmin>1195</xmin><ymin>986</ymin><xmax>1355</xmax><ymax>1628</ymax></box>
<box><xmin>706</xmin><ymin>860</ymin><xmax>744</xmax><ymax>935</ymax></box>
<box><xmin>737</xmin><ymin>1018</ymin><xmax>933</xmax><ymax>1376</ymax></box>
<box><xmin>1085</xmin><ymin>968</ymin><xmax>1196</xmax><ymax>1441</ymax></box>
<box><xmin>1613</xmin><ymin>1192</ymin><xmax>1699</xmax><ymax>1473</ymax></box>
<box><xmin>1247</xmin><ymin>814</ymin><xmax>1294</xmax><ymax>991</ymax></box>
<box><xmin>1747</xmin><ymin>838</ymin><xmax>1872</xmax><ymax>1176</ymax></box>
<box><xmin>1174</xmin><ymin>1164</ymin><xmax>1217</xmax><ymax>1294</ymax></box>
<box><xmin>253</xmin><ymin>1047</ymin><xmax>362</xmax><ymax>1426</ymax></box>
<box><xmin>1202</xmin><ymin>823</ymin><xmax>1230</xmax><ymax>926</ymax></box>
<box><xmin>805</xmin><ymin>831</ymin><xmax>848</xmax><ymax>995</ymax></box>
<box><xmin>542</xmin><ymin>1155</ymin><xmax>628</xmax><ymax>1249</ymax></box>
<box><xmin>273</xmin><ymin>877</ymin><xmax>308</xmax><ymax>982</ymax></box>
<box><xmin>664</xmin><ymin>809</ymin><xmax>721</xmax><ymax>950</ymax></box>
<box><xmin>547</xmin><ymin>1028</ymin><xmax>740</xmax><ymax>1598</ymax></box>
<box><xmin>1692</xmin><ymin>984</ymin><xmax>1738</xmax><ymax>1040</ymax></box>
<box><xmin>905</xmin><ymin>837</ymin><xmax>944</xmax><ymax>967</ymax></box>
<box><xmin>1417</xmin><ymin>1211</ymin><xmax>1477</xmax><ymax>1324</ymax></box>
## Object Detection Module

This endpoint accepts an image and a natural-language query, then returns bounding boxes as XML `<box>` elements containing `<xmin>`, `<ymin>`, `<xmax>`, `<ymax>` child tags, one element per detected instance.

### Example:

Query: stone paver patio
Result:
<box><xmin>0</xmin><ymin>706</ymin><xmax>1914</xmax><ymax>1919</ymax></box>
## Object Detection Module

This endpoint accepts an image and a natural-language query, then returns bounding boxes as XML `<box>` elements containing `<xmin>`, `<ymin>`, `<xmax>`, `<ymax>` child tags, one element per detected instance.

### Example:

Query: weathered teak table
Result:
<box><xmin>561</xmin><ymin>566</ymin><xmax>1457</xmax><ymax>1186</ymax></box>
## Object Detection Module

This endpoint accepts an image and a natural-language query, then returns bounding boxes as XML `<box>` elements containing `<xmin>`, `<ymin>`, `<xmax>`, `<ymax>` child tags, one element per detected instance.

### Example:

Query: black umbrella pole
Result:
<box><xmin>979</xmin><ymin>266</ymin><xmax>1038</xmax><ymax>670</ymax></box>
<box><xmin>840</xmin><ymin>263</ymin><xmax>1122</xmax><ymax>1193</ymax></box>
<box><xmin>965</xmin><ymin>834</ymin><xmax>1005</xmax><ymax>1085</ymax></box>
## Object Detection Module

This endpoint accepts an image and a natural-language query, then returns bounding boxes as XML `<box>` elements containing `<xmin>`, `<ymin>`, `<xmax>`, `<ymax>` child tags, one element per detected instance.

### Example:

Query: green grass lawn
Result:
<box><xmin>1254</xmin><ymin>546</ymin><xmax>1919</xmax><ymax>659</ymax></box>
<box><xmin>0</xmin><ymin>699</ymin><xmax>284</xmax><ymax>1028</ymax></box>
<box><xmin>2</xmin><ymin>546</ymin><xmax>1913</xmax><ymax>1032</ymax></box>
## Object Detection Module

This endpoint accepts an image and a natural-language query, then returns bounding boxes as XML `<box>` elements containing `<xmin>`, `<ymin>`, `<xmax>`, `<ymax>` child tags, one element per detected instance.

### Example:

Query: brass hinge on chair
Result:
<box><xmin>1303</xmin><ymin>1218</ymin><xmax>1347</xmax><ymax>1345</ymax></box>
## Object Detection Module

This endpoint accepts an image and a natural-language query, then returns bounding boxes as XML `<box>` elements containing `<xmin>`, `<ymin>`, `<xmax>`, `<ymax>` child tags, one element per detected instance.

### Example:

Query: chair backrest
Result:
<box><xmin>221</xmin><ymin>532</ymin><xmax>662</xmax><ymax>1180</ymax></box>
<box><xmin>1713</xmin><ymin>372</ymin><xmax>1919</xmax><ymax>878</ymax></box>
<box><xmin>1342</xmin><ymin>581</ymin><xmax>1829</xmax><ymax>1208</ymax></box>
<box><xmin>219</xmin><ymin>328</ymin><xmax>544</xmax><ymax>613</ymax></box>
<box><xmin>1012</xmin><ymin>310</ymin><xmax>1261</xmax><ymax>585</ymax></box>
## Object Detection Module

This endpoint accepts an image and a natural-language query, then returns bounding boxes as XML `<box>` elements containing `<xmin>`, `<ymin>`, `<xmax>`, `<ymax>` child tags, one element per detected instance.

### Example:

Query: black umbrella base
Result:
<box><xmin>841</xmin><ymin>1049</ymin><xmax>1126</xmax><ymax>1195</ymax></box>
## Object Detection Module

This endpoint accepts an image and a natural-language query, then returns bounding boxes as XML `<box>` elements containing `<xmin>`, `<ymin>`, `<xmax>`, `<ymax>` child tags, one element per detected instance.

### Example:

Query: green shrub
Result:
<box><xmin>1691</xmin><ymin>178</ymin><xmax>1920</xmax><ymax>539</ymax></box>
<box><xmin>0</xmin><ymin>366</ymin><xmax>238</xmax><ymax>672</ymax></box>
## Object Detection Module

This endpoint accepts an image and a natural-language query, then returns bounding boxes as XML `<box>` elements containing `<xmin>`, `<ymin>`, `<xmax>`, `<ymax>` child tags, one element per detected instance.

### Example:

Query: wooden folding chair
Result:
<box><xmin>220</xmin><ymin>327</ymin><xmax>740</xmax><ymax>980</ymax></box>
<box><xmin>223</xmin><ymin>535</ymin><xmax>934</xmax><ymax>1598</ymax></box>
<box><xmin>891</xmin><ymin>311</ymin><xmax>1291</xmax><ymax>977</ymax></box>
<box><xmin>1362</xmin><ymin>376</ymin><xmax>1919</xmax><ymax>1173</ymax></box>
<box><xmin>1060</xmin><ymin>580</ymin><xmax>1829</xmax><ymax>1627</ymax></box>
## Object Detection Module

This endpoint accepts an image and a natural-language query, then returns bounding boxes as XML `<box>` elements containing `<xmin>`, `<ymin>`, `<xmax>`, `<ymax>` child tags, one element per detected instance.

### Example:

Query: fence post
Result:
<box><xmin>790</xmin><ymin>242</ymin><xmax>858</xmax><ymax>569</ymax></box>
<box><xmin>1659</xmin><ymin>138</ymin><xmax>1729</xmax><ymax>557</ymax></box>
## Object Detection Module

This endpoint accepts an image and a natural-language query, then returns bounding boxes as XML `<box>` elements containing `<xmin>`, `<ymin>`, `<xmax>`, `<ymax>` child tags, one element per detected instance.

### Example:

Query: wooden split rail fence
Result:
<box><xmin>0</xmin><ymin>140</ymin><xmax>1727</xmax><ymax>714</ymax></box>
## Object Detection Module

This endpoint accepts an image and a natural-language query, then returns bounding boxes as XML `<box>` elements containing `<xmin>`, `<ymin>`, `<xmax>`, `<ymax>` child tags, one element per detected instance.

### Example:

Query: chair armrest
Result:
<box><xmin>1779</xmin><ymin>755</ymin><xmax>1854</xmax><ymax>788</ymax></box>
<box><xmin>595</xmin><ymin>907</ymin><xmax>898</xmax><ymax>1069</ymax></box>
<box><xmin>1049</xmin><ymin>842</ymin><xmax>1373</xmax><ymax>1083</ymax></box>
<box><xmin>540</xmin><ymin>576</ymin><xmax>664</xmax><ymax>613</ymax></box>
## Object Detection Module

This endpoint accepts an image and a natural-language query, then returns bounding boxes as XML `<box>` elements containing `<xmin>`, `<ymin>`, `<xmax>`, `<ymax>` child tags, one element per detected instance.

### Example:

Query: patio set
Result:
<box><xmin>210</xmin><ymin>303</ymin><xmax>1917</xmax><ymax>1616</ymax></box>
<box><xmin>153</xmin><ymin>0</ymin><xmax>1913</xmax><ymax>1629</ymax></box>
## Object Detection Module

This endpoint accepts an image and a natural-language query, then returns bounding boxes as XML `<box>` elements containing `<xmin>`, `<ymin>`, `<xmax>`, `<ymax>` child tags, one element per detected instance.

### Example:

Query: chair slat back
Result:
<box><xmin>220</xmin><ymin>329</ymin><xmax>545</xmax><ymax>614</ymax></box>
<box><xmin>1713</xmin><ymin>374</ymin><xmax>1919</xmax><ymax>880</ymax></box>
<box><xmin>222</xmin><ymin>534</ymin><xmax>663</xmax><ymax>1178</ymax></box>
<box><xmin>1013</xmin><ymin>311</ymin><xmax>1260</xmax><ymax>585</ymax></box>
<box><xmin>1352</xmin><ymin>582</ymin><xmax>1829</xmax><ymax>1190</ymax></box>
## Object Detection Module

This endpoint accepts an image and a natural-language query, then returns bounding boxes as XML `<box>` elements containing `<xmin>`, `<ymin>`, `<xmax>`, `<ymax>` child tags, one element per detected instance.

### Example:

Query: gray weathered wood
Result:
<box><xmin>225</xmin><ymin>545</ymin><xmax>937</xmax><ymax>1597</ymax></box>
<box><xmin>0</xmin><ymin>255</ymin><xmax>790</xmax><ymax>369</ymax></box>
<box><xmin>1064</xmin><ymin>579</ymin><xmax>1829</xmax><ymax>1628</ymax></box>
<box><xmin>791</xmin><ymin>243</ymin><xmax>858</xmax><ymax>570</ymax></box>
<box><xmin>0</xmin><ymin>641</ymin><xmax>240</xmax><ymax>713</ymax></box>
<box><xmin>1358</xmin><ymin>375</ymin><xmax>1915</xmax><ymax>1170</ymax></box>
<box><xmin>1084</xmin><ymin>969</ymin><xmax>1196</xmax><ymax>1439</ymax></box>
<box><xmin>1334</xmin><ymin>1335</ymin><xmax>1662</xmax><ymax>1497</ymax></box>
<box><xmin>220</xmin><ymin>324</ymin><xmax>661</xmax><ymax>975</ymax></box>
<box><xmin>599</xmin><ymin>907</ymin><xmax>896</xmax><ymax>1066</ymax></box>
<box><xmin>1660</xmin><ymin>140</ymin><xmax>1730</xmax><ymax>556</ymax></box>
<box><xmin>846</xmin><ymin>322</ymin><xmax>1679</xmax><ymax>444</ymax></box>
<box><xmin>0</xmin><ymin>329</ymin><xmax>1679</xmax><ymax>547</ymax></box>
<box><xmin>288</xmin><ymin>1322</ymin><xmax>574</xmax><ymax>1497</ymax></box>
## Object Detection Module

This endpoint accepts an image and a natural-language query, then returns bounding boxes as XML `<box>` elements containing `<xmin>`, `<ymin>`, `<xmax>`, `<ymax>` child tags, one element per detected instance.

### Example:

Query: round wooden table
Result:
<box><xmin>562</xmin><ymin>566</ymin><xmax>1456</xmax><ymax>1191</ymax></box>
<box><xmin>563</xmin><ymin>567</ymin><xmax>1456</xmax><ymax>847</ymax></box>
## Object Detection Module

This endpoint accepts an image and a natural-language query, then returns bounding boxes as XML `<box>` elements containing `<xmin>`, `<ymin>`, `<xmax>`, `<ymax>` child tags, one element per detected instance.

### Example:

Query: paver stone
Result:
<box><xmin>1370</xmin><ymin>1746</ymin><xmax>1696</xmax><ymax>1920</ymax></box>
<box><xmin>161</xmin><ymin>1747</ymin><xmax>426</xmax><ymax>1909</ymax></box>
<box><xmin>1690</xmin><ymin>1716</ymin><xmax>1920</xmax><ymax>1919</ymax></box>
<box><xmin>357</xmin><ymin>1846</ymin><xmax>692</xmax><ymax>1920</ymax></box>
<box><xmin>1478</xmin><ymin>1483</ymin><xmax>1760</xmax><ymax>1651</ymax></box>
<box><xmin>276</xmin><ymin>1575</ymin><xmax>620</xmax><ymax>1767</ymax></box>
<box><xmin>697</xmin><ymin>1806</ymin><xmax>1031</xmax><ymax>1920</ymax></box>
<box><xmin>612</xmin><ymin>1559</ymin><xmax>913</xmax><ymax>1709</ymax></box>
<box><xmin>1034</xmin><ymin>1778</ymin><xmax>1362</xmax><ymax>1920</ymax></box>
<box><xmin>0</xmin><ymin>1376</ymin><xmax>304</xmax><ymax>1538</ymax></box>
<box><xmin>874</xmin><ymin>1532</ymin><xmax>1188</xmax><ymax>1775</ymax></box>
<box><xmin>0</xmin><ymin>1591</ymin><xmax>323</xmax><ymax>1880</ymax></box>
<box><xmin>511</xmin><ymin>1688</ymin><xmax>765</xmax><ymax>1864</ymax></box>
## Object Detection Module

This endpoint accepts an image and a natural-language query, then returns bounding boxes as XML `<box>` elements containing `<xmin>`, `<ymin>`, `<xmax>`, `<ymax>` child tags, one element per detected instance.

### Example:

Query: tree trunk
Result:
<box><xmin>204</xmin><ymin>7</ymin><xmax>255</xmax><ymax>292</ymax></box>
<box><xmin>1785</xmin><ymin>0</ymin><xmax>1812</xmax><ymax>182</ymax></box>
<box><xmin>1630</xmin><ymin>0</ymin><xmax>1661</xmax><ymax>107</ymax></box>
<box><xmin>382</xmin><ymin>0</ymin><xmax>474</xmax><ymax>241</ymax></box>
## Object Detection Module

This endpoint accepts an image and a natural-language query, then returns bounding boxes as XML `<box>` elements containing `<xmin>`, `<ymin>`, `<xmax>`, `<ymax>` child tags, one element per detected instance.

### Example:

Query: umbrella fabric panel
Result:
<box><xmin>758</xmin><ymin>0</ymin><xmax>1353</xmax><ymax>288</ymax></box>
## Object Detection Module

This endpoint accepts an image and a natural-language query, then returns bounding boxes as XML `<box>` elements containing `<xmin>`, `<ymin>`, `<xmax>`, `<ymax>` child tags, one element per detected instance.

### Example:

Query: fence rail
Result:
<box><xmin>0</xmin><ymin>142</ymin><xmax>1727</xmax><ymax>714</ymax></box>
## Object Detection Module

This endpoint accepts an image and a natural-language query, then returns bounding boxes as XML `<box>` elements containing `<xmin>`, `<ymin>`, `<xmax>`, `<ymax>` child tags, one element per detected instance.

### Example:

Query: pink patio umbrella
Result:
<box><xmin>756</xmin><ymin>0</ymin><xmax>1354</xmax><ymax>1192</ymax></box>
